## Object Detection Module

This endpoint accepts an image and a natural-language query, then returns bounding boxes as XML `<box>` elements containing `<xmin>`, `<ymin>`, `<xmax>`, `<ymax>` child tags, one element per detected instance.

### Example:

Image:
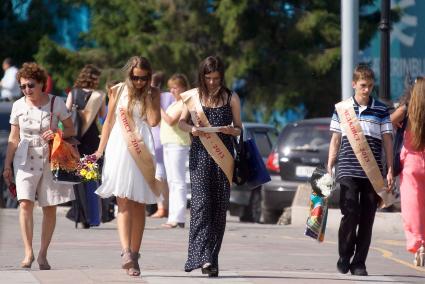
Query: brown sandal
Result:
<box><xmin>150</xmin><ymin>209</ymin><xmax>168</xmax><ymax>218</ymax></box>
<box><xmin>21</xmin><ymin>255</ymin><xmax>35</xmax><ymax>269</ymax></box>
<box><xmin>161</xmin><ymin>222</ymin><xmax>184</xmax><ymax>229</ymax></box>
<box><xmin>37</xmin><ymin>257</ymin><xmax>51</xmax><ymax>270</ymax></box>
<box><xmin>121</xmin><ymin>248</ymin><xmax>133</xmax><ymax>269</ymax></box>
<box><xmin>127</xmin><ymin>252</ymin><xmax>140</xmax><ymax>276</ymax></box>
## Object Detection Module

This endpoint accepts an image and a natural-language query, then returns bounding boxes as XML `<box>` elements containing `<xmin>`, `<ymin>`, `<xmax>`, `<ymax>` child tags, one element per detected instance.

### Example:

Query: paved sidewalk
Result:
<box><xmin>0</xmin><ymin>207</ymin><xmax>424</xmax><ymax>283</ymax></box>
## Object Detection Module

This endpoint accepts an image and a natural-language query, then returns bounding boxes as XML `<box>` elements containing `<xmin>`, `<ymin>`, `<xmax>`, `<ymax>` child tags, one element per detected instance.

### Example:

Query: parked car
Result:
<box><xmin>228</xmin><ymin>122</ymin><xmax>278</xmax><ymax>223</ymax></box>
<box><xmin>261</xmin><ymin>118</ymin><xmax>332</xmax><ymax>223</ymax></box>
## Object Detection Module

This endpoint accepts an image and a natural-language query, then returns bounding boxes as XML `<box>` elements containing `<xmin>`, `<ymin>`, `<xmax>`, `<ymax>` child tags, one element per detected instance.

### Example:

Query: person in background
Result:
<box><xmin>148</xmin><ymin>71</ymin><xmax>174</xmax><ymax>218</ymax></box>
<box><xmin>94</xmin><ymin>56</ymin><xmax>161</xmax><ymax>277</ymax></box>
<box><xmin>160</xmin><ymin>74</ymin><xmax>191</xmax><ymax>228</ymax></box>
<box><xmin>390</xmin><ymin>75</ymin><xmax>413</xmax><ymax>129</ymax></box>
<box><xmin>1</xmin><ymin>58</ymin><xmax>20</xmax><ymax>101</ymax></box>
<box><xmin>179</xmin><ymin>56</ymin><xmax>242</xmax><ymax>277</ymax></box>
<box><xmin>399</xmin><ymin>77</ymin><xmax>425</xmax><ymax>266</ymax></box>
<box><xmin>2</xmin><ymin>62</ymin><xmax>75</xmax><ymax>269</ymax></box>
<box><xmin>65</xmin><ymin>64</ymin><xmax>109</xmax><ymax>228</ymax></box>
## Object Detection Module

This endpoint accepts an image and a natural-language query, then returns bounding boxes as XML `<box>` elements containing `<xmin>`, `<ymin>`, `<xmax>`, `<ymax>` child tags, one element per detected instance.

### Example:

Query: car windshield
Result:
<box><xmin>282</xmin><ymin>124</ymin><xmax>331</xmax><ymax>151</ymax></box>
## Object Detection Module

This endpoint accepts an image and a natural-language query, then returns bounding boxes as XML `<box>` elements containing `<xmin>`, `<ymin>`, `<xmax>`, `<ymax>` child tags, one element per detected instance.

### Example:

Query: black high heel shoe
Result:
<box><xmin>201</xmin><ymin>263</ymin><xmax>218</xmax><ymax>277</ymax></box>
<box><xmin>208</xmin><ymin>269</ymin><xmax>219</xmax><ymax>277</ymax></box>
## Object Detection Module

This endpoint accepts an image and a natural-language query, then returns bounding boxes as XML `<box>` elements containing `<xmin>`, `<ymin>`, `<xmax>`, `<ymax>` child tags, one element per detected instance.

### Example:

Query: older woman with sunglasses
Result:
<box><xmin>95</xmin><ymin>56</ymin><xmax>161</xmax><ymax>277</ymax></box>
<box><xmin>2</xmin><ymin>62</ymin><xmax>75</xmax><ymax>270</ymax></box>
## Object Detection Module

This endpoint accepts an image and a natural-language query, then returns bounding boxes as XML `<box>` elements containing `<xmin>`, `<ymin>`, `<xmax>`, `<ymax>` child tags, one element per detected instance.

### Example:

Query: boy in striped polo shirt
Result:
<box><xmin>327</xmin><ymin>64</ymin><xmax>394</xmax><ymax>276</ymax></box>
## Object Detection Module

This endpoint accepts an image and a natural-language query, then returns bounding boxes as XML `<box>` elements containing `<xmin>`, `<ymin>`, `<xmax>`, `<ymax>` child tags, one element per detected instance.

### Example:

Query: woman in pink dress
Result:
<box><xmin>400</xmin><ymin>76</ymin><xmax>425</xmax><ymax>266</ymax></box>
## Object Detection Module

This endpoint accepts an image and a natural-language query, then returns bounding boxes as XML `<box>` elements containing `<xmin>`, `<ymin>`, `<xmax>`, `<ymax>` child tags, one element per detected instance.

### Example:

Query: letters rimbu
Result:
<box><xmin>114</xmin><ymin>83</ymin><xmax>160</xmax><ymax>197</ymax></box>
<box><xmin>181</xmin><ymin>88</ymin><xmax>234</xmax><ymax>184</ymax></box>
<box><xmin>335</xmin><ymin>99</ymin><xmax>394</xmax><ymax>208</ymax></box>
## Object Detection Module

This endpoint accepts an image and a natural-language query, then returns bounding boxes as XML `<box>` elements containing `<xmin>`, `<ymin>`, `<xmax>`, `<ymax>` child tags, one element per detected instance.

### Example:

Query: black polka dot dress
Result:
<box><xmin>184</xmin><ymin>95</ymin><xmax>234</xmax><ymax>273</ymax></box>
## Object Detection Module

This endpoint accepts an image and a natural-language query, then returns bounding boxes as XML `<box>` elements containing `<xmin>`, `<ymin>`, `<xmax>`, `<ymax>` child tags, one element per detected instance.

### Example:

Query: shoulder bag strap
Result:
<box><xmin>48</xmin><ymin>95</ymin><xmax>56</xmax><ymax>162</ymax></box>
<box><xmin>49</xmin><ymin>95</ymin><xmax>56</xmax><ymax>130</ymax></box>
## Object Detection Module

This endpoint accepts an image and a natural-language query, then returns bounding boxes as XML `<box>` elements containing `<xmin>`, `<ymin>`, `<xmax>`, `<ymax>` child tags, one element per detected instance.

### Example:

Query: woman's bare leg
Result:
<box><xmin>130</xmin><ymin>201</ymin><xmax>146</xmax><ymax>253</ymax></box>
<box><xmin>116</xmin><ymin>197</ymin><xmax>132</xmax><ymax>251</ymax></box>
<box><xmin>19</xmin><ymin>200</ymin><xmax>34</xmax><ymax>263</ymax></box>
<box><xmin>38</xmin><ymin>205</ymin><xmax>56</xmax><ymax>267</ymax></box>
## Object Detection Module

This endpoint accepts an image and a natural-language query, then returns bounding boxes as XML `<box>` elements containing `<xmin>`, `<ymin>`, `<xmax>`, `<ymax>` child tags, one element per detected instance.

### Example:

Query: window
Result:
<box><xmin>252</xmin><ymin>131</ymin><xmax>273</xmax><ymax>157</ymax></box>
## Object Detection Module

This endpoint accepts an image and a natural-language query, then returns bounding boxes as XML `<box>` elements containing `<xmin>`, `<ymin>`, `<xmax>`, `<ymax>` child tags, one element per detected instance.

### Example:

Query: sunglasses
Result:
<box><xmin>20</xmin><ymin>83</ymin><xmax>36</xmax><ymax>90</ymax></box>
<box><xmin>131</xmin><ymin>75</ymin><xmax>149</xmax><ymax>82</ymax></box>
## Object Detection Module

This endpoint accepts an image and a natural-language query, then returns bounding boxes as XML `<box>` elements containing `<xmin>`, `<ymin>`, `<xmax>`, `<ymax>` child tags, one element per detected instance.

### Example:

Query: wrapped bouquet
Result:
<box><xmin>305</xmin><ymin>166</ymin><xmax>336</xmax><ymax>242</ymax></box>
<box><xmin>51</xmin><ymin>131</ymin><xmax>81</xmax><ymax>184</ymax></box>
<box><xmin>77</xmin><ymin>154</ymin><xmax>100</xmax><ymax>182</ymax></box>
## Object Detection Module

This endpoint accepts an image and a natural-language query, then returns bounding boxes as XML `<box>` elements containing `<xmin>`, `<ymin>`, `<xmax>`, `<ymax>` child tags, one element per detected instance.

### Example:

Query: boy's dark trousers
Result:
<box><xmin>338</xmin><ymin>177</ymin><xmax>380</xmax><ymax>269</ymax></box>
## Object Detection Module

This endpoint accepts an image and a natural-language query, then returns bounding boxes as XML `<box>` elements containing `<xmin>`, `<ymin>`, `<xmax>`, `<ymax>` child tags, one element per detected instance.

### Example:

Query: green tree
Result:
<box><xmin>0</xmin><ymin>0</ymin><xmax>75</xmax><ymax>66</ymax></box>
<box><xmin>35</xmin><ymin>0</ymin><xmax>395</xmax><ymax>117</ymax></box>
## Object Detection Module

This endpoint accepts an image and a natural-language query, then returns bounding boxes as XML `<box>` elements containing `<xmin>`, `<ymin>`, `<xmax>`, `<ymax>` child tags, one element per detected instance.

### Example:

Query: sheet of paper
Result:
<box><xmin>198</xmin><ymin>127</ymin><xmax>222</xmax><ymax>133</ymax></box>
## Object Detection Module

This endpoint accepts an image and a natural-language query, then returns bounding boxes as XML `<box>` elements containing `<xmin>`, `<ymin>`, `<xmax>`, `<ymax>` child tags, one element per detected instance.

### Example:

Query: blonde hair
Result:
<box><xmin>167</xmin><ymin>73</ymin><xmax>190</xmax><ymax>91</ymax></box>
<box><xmin>122</xmin><ymin>56</ymin><xmax>152</xmax><ymax>118</ymax></box>
<box><xmin>408</xmin><ymin>77</ymin><xmax>425</xmax><ymax>151</ymax></box>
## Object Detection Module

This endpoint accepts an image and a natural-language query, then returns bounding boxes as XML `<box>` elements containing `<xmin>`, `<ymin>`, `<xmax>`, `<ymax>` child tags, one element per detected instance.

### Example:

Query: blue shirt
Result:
<box><xmin>330</xmin><ymin>96</ymin><xmax>393</xmax><ymax>180</ymax></box>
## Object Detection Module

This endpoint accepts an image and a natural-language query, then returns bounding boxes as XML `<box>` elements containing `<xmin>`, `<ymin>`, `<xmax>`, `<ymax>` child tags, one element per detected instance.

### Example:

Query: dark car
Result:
<box><xmin>0</xmin><ymin>101</ymin><xmax>15</xmax><ymax>208</ymax></box>
<box><xmin>228</xmin><ymin>122</ymin><xmax>278</xmax><ymax>223</ymax></box>
<box><xmin>261</xmin><ymin>118</ymin><xmax>332</xmax><ymax>223</ymax></box>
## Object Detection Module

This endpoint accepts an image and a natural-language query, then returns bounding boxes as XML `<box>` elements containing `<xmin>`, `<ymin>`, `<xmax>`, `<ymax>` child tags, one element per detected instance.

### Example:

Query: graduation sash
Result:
<box><xmin>180</xmin><ymin>88</ymin><xmax>234</xmax><ymax>184</ymax></box>
<box><xmin>335</xmin><ymin>99</ymin><xmax>394</xmax><ymax>208</ymax></box>
<box><xmin>116</xmin><ymin>84</ymin><xmax>160</xmax><ymax>197</ymax></box>
<box><xmin>79</xmin><ymin>90</ymin><xmax>105</xmax><ymax>137</ymax></box>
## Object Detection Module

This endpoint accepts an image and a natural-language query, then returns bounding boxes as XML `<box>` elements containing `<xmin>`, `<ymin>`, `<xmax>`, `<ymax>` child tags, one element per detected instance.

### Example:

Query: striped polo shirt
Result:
<box><xmin>330</xmin><ymin>96</ymin><xmax>393</xmax><ymax>180</ymax></box>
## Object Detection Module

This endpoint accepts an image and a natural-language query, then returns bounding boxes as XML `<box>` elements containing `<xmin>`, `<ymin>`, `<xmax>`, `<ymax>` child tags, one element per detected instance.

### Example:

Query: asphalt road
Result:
<box><xmin>0</xmin><ymin>207</ymin><xmax>424</xmax><ymax>284</ymax></box>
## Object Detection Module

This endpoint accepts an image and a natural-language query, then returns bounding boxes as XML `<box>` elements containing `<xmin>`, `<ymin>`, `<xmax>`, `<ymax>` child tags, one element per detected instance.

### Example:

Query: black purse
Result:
<box><xmin>52</xmin><ymin>168</ymin><xmax>82</xmax><ymax>185</ymax></box>
<box><xmin>393</xmin><ymin>114</ymin><xmax>408</xmax><ymax>177</ymax></box>
<box><xmin>70</xmin><ymin>88</ymin><xmax>92</xmax><ymax>140</ymax></box>
<box><xmin>233</xmin><ymin>129</ymin><xmax>249</xmax><ymax>185</ymax></box>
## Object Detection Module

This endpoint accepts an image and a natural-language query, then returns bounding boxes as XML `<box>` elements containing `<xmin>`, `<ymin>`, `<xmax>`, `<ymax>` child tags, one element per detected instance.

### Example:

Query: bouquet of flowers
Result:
<box><xmin>51</xmin><ymin>131</ymin><xmax>81</xmax><ymax>184</ymax></box>
<box><xmin>77</xmin><ymin>154</ymin><xmax>100</xmax><ymax>182</ymax></box>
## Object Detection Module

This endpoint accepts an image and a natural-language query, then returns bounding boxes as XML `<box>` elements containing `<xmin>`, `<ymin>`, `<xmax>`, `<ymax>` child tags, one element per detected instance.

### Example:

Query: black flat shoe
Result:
<box><xmin>350</xmin><ymin>265</ymin><xmax>368</xmax><ymax>276</ymax></box>
<box><xmin>336</xmin><ymin>258</ymin><xmax>350</xmax><ymax>274</ymax></box>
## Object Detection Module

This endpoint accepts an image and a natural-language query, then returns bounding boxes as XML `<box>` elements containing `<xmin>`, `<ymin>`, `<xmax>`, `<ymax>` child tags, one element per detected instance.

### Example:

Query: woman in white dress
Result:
<box><xmin>94</xmin><ymin>56</ymin><xmax>161</xmax><ymax>276</ymax></box>
<box><xmin>3</xmin><ymin>62</ymin><xmax>75</xmax><ymax>270</ymax></box>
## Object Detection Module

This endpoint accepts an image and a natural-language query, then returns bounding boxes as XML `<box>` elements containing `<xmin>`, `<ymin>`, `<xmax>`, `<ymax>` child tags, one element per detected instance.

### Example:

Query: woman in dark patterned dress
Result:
<box><xmin>179</xmin><ymin>56</ymin><xmax>242</xmax><ymax>277</ymax></box>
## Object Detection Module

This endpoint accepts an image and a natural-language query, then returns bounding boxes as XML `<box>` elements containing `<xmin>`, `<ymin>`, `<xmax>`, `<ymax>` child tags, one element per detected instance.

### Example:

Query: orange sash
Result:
<box><xmin>181</xmin><ymin>88</ymin><xmax>234</xmax><ymax>184</ymax></box>
<box><xmin>116</xmin><ymin>88</ymin><xmax>160</xmax><ymax>197</ymax></box>
<box><xmin>336</xmin><ymin>99</ymin><xmax>394</xmax><ymax>208</ymax></box>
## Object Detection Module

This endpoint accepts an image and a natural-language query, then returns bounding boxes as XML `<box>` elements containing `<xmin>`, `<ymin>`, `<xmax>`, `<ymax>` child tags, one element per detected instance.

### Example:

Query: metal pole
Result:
<box><xmin>341</xmin><ymin>0</ymin><xmax>359</xmax><ymax>100</ymax></box>
<box><xmin>379</xmin><ymin>0</ymin><xmax>391</xmax><ymax>104</ymax></box>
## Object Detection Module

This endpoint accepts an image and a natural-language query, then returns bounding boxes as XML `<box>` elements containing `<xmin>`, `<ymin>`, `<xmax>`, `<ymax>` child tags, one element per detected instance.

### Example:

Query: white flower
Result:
<box><xmin>315</xmin><ymin>173</ymin><xmax>335</xmax><ymax>197</ymax></box>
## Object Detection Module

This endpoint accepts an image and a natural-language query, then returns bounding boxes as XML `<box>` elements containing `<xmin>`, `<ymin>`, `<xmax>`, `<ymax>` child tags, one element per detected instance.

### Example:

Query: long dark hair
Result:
<box><xmin>197</xmin><ymin>56</ymin><xmax>230</xmax><ymax>106</ymax></box>
<box><xmin>122</xmin><ymin>56</ymin><xmax>153</xmax><ymax>117</ymax></box>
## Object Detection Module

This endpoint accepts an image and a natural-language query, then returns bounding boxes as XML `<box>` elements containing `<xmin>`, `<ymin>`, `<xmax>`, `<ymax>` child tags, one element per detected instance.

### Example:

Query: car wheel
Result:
<box><xmin>261</xmin><ymin>207</ymin><xmax>282</xmax><ymax>224</ymax></box>
<box><xmin>239</xmin><ymin>187</ymin><xmax>262</xmax><ymax>223</ymax></box>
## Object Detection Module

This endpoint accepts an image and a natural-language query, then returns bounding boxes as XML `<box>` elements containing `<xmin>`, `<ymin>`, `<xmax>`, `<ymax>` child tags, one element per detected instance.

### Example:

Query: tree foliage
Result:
<box><xmin>3</xmin><ymin>0</ymin><xmax>393</xmax><ymax>117</ymax></box>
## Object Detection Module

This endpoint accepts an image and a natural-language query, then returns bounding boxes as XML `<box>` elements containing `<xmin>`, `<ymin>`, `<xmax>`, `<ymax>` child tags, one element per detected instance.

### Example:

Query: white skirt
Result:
<box><xmin>96</xmin><ymin>120</ymin><xmax>159</xmax><ymax>204</ymax></box>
